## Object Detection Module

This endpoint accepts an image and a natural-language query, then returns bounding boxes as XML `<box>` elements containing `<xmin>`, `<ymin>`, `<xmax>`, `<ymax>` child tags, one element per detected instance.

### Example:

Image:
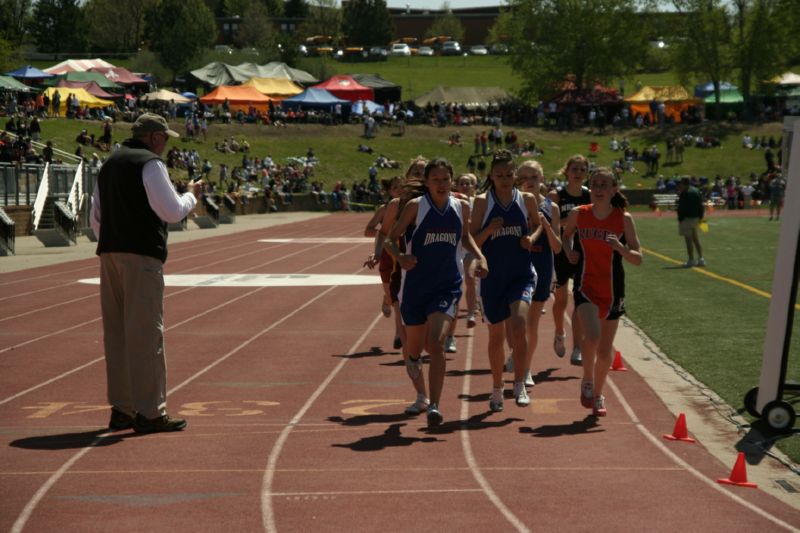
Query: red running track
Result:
<box><xmin>0</xmin><ymin>214</ymin><xmax>798</xmax><ymax>532</ymax></box>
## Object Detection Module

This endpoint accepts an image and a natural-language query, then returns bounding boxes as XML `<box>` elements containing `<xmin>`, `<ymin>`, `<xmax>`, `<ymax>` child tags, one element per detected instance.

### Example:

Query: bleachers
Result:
<box><xmin>192</xmin><ymin>195</ymin><xmax>219</xmax><ymax>229</ymax></box>
<box><xmin>652</xmin><ymin>193</ymin><xmax>678</xmax><ymax>210</ymax></box>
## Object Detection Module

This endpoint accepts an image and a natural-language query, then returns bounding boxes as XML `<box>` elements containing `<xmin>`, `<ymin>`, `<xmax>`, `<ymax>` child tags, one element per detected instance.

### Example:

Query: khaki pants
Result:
<box><xmin>100</xmin><ymin>252</ymin><xmax>167</xmax><ymax>419</ymax></box>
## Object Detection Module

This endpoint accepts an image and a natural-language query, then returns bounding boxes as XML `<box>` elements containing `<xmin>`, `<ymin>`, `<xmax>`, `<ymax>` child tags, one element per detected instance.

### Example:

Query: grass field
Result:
<box><xmin>628</xmin><ymin>214</ymin><xmax>799</xmax><ymax>461</ymax></box>
<box><xmin>37</xmin><ymin>118</ymin><xmax>785</xmax><ymax>194</ymax></box>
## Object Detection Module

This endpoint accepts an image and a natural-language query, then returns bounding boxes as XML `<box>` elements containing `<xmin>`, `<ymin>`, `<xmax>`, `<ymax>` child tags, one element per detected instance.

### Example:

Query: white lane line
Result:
<box><xmin>8</xmin><ymin>248</ymin><xmax>369</xmax><ymax>532</ymax></box>
<box><xmin>606</xmin><ymin>379</ymin><xmax>798</xmax><ymax>532</ymax></box>
<box><xmin>562</xmin><ymin>314</ymin><xmax>797</xmax><ymax>531</ymax></box>
<box><xmin>460</xmin><ymin>333</ymin><xmax>531</xmax><ymax>532</ymax></box>
<box><xmin>261</xmin><ymin>313</ymin><xmax>383</xmax><ymax>533</ymax></box>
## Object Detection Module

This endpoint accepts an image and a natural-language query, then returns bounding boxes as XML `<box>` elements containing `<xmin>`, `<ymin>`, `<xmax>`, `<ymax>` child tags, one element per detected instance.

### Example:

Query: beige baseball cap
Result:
<box><xmin>132</xmin><ymin>113</ymin><xmax>179</xmax><ymax>138</ymax></box>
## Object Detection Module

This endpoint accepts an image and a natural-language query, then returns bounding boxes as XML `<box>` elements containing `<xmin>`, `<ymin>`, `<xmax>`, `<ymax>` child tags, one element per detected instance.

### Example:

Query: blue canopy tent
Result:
<box><xmin>5</xmin><ymin>65</ymin><xmax>54</xmax><ymax>80</ymax></box>
<box><xmin>282</xmin><ymin>88</ymin><xmax>350</xmax><ymax>110</ymax></box>
<box><xmin>694</xmin><ymin>81</ymin><xmax>737</xmax><ymax>98</ymax></box>
<box><xmin>352</xmin><ymin>100</ymin><xmax>385</xmax><ymax>115</ymax></box>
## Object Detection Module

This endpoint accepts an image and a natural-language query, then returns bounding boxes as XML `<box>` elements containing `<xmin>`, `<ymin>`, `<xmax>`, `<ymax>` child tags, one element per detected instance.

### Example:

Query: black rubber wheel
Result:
<box><xmin>762</xmin><ymin>400</ymin><xmax>797</xmax><ymax>432</ymax></box>
<box><xmin>744</xmin><ymin>387</ymin><xmax>760</xmax><ymax>418</ymax></box>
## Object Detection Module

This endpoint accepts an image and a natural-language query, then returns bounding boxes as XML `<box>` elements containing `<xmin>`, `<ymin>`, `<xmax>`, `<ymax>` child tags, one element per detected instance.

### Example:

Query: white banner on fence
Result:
<box><xmin>31</xmin><ymin>163</ymin><xmax>50</xmax><ymax>231</ymax></box>
<box><xmin>66</xmin><ymin>160</ymin><xmax>84</xmax><ymax>217</ymax></box>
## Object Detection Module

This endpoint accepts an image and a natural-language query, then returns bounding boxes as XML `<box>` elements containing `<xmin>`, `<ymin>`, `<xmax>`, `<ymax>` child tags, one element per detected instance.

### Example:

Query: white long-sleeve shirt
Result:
<box><xmin>90</xmin><ymin>159</ymin><xmax>197</xmax><ymax>236</ymax></box>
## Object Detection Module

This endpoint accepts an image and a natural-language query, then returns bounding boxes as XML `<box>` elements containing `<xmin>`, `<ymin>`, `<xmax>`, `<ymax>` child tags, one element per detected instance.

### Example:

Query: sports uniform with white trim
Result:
<box><xmin>479</xmin><ymin>188</ymin><xmax>536</xmax><ymax>324</ymax></box>
<box><xmin>530</xmin><ymin>196</ymin><xmax>555</xmax><ymax>302</ymax></box>
<box><xmin>573</xmin><ymin>205</ymin><xmax>626</xmax><ymax>320</ymax></box>
<box><xmin>399</xmin><ymin>193</ymin><xmax>464</xmax><ymax>326</ymax></box>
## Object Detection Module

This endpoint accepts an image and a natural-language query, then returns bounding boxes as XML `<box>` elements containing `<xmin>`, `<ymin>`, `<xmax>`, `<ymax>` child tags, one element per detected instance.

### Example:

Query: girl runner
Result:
<box><xmin>470</xmin><ymin>150</ymin><xmax>540</xmax><ymax>411</ymax></box>
<box><xmin>456</xmin><ymin>173</ymin><xmax>480</xmax><ymax>329</ymax></box>
<box><xmin>364</xmin><ymin>177</ymin><xmax>404</xmax><ymax>346</ymax></box>
<box><xmin>514</xmin><ymin>161</ymin><xmax>561</xmax><ymax>385</ymax></box>
<box><xmin>549</xmin><ymin>155</ymin><xmax>591</xmax><ymax>365</ymax></box>
<box><xmin>562</xmin><ymin>168</ymin><xmax>642</xmax><ymax>416</ymax></box>
<box><xmin>385</xmin><ymin>158</ymin><xmax>487</xmax><ymax>426</ymax></box>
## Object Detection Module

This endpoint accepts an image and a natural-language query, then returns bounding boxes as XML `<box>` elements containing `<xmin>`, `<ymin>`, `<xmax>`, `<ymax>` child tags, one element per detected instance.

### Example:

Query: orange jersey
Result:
<box><xmin>574</xmin><ymin>205</ymin><xmax>626</xmax><ymax>319</ymax></box>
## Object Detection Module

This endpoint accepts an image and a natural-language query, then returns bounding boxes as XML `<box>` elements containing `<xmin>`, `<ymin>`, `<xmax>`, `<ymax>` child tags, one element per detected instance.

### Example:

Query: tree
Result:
<box><xmin>503</xmin><ymin>0</ymin><xmax>645</xmax><ymax>102</ymax></box>
<box><xmin>426</xmin><ymin>3</ymin><xmax>464</xmax><ymax>42</ymax></box>
<box><xmin>29</xmin><ymin>0</ymin><xmax>89</xmax><ymax>54</ymax></box>
<box><xmin>341</xmin><ymin>0</ymin><xmax>393</xmax><ymax>47</ymax></box>
<box><xmin>0</xmin><ymin>37</ymin><xmax>22</xmax><ymax>73</ymax></box>
<box><xmin>85</xmin><ymin>0</ymin><xmax>156</xmax><ymax>53</ymax></box>
<box><xmin>0</xmin><ymin>0</ymin><xmax>32</xmax><ymax>45</ymax></box>
<box><xmin>669</xmin><ymin>1</ymin><xmax>735</xmax><ymax>118</ymax></box>
<box><xmin>729</xmin><ymin>0</ymin><xmax>795</xmax><ymax>106</ymax></box>
<box><xmin>235</xmin><ymin>2</ymin><xmax>278</xmax><ymax>51</ymax></box>
<box><xmin>302</xmin><ymin>0</ymin><xmax>341</xmax><ymax>40</ymax></box>
<box><xmin>146</xmin><ymin>0</ymin><xmax>217</xmax><ymax>78</ymax></box>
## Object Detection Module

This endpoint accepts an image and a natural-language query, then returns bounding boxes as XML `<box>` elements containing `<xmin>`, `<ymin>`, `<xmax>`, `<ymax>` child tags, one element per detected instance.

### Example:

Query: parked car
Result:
<box><xmin>417</xmin><ymin>46</ymin><xmax>435</xmax><ymax>56</ymax></box>
<box><xmin>489</xmin><ymin>43</ymin><xmax>509</xmax><ymax>55</ymax></box>
<box><xmin>441</xmin><ymin>41</ymin><xmax>462</xmax><ymax>56</ymax></box>
<box><xmin>390</xmin><ymin>43</ymin><xmax>411</xmax><ymax>56</ymax></box>
<box><xmin>469</xmin><ymin>45</ymin><xmax>488</xmax><ymax>56</ymax></box>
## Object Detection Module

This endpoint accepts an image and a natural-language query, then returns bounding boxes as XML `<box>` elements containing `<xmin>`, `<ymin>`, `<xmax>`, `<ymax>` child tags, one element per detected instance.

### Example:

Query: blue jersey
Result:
<box><xmin>401</xmin><ymin>194</ymin><xmax>464</xmax><ymax>299</ymax></box>
<box><xmin>478</xmin><ymin>188</ymin><xmax>536</xmax><ymax>323</ymax></box>
<box><xmin>480</xmin><ymin>188</ymin><xmax>535</xmax><ymax>283</ymax></box>
<box><xmin>530</xmin><ymin>196</ymin><xmax>554</xmax><ymax>302</ymax></box>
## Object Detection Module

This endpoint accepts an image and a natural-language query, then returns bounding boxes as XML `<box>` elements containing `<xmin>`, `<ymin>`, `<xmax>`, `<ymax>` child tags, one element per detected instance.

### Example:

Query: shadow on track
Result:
<box><xmin>10</xmin><ymin>429</ymin><xmax>140</xmax><ymax>450</ymax></box>
<box><xmin>519</xmin><ymin>415</ymin><xmax>604</xmax><ymax>438</ymax></box>
<box><xmin>331</xmin><ymin>423</ymin><xmax>443</xmax><ymax>451</ymax></box>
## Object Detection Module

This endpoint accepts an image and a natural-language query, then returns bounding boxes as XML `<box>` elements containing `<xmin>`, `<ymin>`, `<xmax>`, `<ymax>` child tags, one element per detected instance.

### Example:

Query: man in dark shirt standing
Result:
<box><xmin>677</xmin><ymin>177</ymin><xmax>705</xmax><ymax>267</ymax></box>
<box><xmin>90</xmin><ymin>113</ymin><xmax>200</xmax><ymax>433</ymax></box>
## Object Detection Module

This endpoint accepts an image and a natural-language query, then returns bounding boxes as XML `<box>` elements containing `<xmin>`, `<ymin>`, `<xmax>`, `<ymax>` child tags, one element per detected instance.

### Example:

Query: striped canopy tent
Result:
<box><xmin>624</xmin><ymin>86</ymin><xmax>701</xmax><ymax>124</ymax></box>
<box><xmin>241</xmin><ymin>77</ymin><xmax>303</xmax><ymax>99</ymax></box>
<box><xmin>42</xmin><ymin>87</ymin><xmax>114</xmax><ymax>112</ymax></box>
<box><xmin>199</xmin><ymin>85</ymin><xmax>274</xmax><ymax>112</ymax></box>
<box><xmin>44</xmin><ymin>58</ymin><xmax>116</xmax><ymax>75</ymax></box>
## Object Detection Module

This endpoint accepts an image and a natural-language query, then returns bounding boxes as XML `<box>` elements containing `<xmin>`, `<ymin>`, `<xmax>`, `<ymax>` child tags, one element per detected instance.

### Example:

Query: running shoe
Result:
<box><xmin>514</xmin><ymin>382</ymin><xmax>530</xmax><ymax>407</ymax></box>
<box><xmin>683</xmin><ymin>259</ymin><xmax>696</xmax><ymax>268</ymax></box>
<box><xmin>404</xmin><ymin>395</ymin><xmax>430</xmax><ymax>415</ymax></box>
<box><xmin>524</xmin><ymin>369</ymin><xmax>535</xmax><ymax>387</ymax></box>
<box><xmin>489</xmin><ymin>389</ymin><xmax>504</xmax><ymax>412</ymax></box>
<box><xmin>504</xmin><ymin>355</ymin><xmax>514</xmax><ymax>373</ymax></box>
<box><xmin>405</xmin><ymin>357</ymin><xmax>423</xmax><ymax>381</ymax></box>
<box><xmin>427</xmin><ymin>403</ymin><xmax>443</xmax><ymax>426</ymax></box>
<box><xmin>580</xmin><ymin>380</ymin><xmax>594</xmax><ymax>408</ymax></box>
<box><xmin>554</xmin><ymin>334</ymin><xmax>566</xmax><ymax>358</ymax></box>
<box><xmin>393</xmin><ymin>336</ymin><xmax>402</xmax><ymax>350</ymax></box>
<box><xmin>593</xmin><ymin>395</ymin><xmax>607</xmax><ymax>417</ymax></box>
<box><xmin>381</xmin><ymin>300</ymin><xmax>392</xmax><ymax>317</ymax></box>
<box><xmin>445</xmin><ymin>335</ymin><xmax>457</xmax><ymax>353</ymax></box>
<box><xmin>133</xmin><ymin>413</ymin><xmax>187</xmax><ymax>434</ymax></box>
<box><xmin>570</xmin><ymin>348</ymin><xmax>582</xmax><ymax>365</ymax></box>
<box><xmin>696</xmin><ymin>257</ymin><xmax>705</xmax><ymax>267</ymax></box>
<box><xmin>466</xmin><ymin>313</ymin><xmax>477</xmax><ymax>328</ymax></box>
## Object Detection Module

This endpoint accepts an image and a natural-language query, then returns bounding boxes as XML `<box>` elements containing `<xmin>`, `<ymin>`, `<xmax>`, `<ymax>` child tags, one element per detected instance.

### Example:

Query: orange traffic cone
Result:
<box><xmin>610</xmin><ymin>350</ymin><xmax>627</xmax><ymax>371</ymax></box>
<box><xmin>663</xmin><ymin>413</ymin><xmax>696</xmax><ymax>443</ymax></box>
<box><xmin>717</xmin><ymin>452</ymin><xmax>758</xmax><ymax>488</ymax></box>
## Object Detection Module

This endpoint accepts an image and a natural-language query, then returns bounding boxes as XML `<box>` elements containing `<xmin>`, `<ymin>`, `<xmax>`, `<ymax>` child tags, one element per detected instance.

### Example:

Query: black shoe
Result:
<box><xmin>393</xmin><ymin>336</ymin><xmax>402</xmax><ymax>349</ymax></box>
<box><xmin>108</xmin><ymin>408</ymin><xmax>135</xmax><ymax>431</ymax></box>
<box><xmin>133</xmin><ymin>413</ymin><xmax>187</xmax><ymax>434</ymax></box>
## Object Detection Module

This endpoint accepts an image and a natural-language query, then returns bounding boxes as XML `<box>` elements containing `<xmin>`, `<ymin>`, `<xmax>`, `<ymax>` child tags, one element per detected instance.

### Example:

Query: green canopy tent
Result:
<box><xmin>704</xmin><ymin>88</ymin><xmax>744</xmax><ymax>118</ymax></box>
<box><xmin>0</xmin><ymin>75</ymin><xmax>32</xmax><ymax>92</ymax></box>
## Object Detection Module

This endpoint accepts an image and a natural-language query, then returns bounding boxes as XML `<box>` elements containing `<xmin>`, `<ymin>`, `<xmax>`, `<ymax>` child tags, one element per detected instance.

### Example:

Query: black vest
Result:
<box><xmin>96</xmin><ymin>140</ymin><xmax>169</xmax><ymax>262</ymax></box>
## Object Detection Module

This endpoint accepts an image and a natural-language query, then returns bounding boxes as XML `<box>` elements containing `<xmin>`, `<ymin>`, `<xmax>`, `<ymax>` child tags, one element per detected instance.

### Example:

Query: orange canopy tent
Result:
<box><xmin>199</xmin><ymin>85</ymin><xmax>273</xmax><ymax>112</ymax></box>
<box><xmin>624</xmin><ymin>86</ymin><xmax>701</xmax><ymax>124</ymax></box>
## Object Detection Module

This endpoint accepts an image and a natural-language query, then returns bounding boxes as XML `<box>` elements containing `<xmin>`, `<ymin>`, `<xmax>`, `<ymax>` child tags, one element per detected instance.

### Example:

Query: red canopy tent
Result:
<box><xmin>312</xmin><ymin>75</ymin><xmax>374</xmax><ymax>102</ymax></box>
<box><xmin>88</xmin><ymin>66</ymin><xmax>148</xmax><ymax>87</ymax></box>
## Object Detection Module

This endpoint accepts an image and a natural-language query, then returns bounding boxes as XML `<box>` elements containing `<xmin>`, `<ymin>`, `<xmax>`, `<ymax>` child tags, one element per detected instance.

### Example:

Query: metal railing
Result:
<box><xmin>0</xmin><ymin>206</ymin><xmax>15</xmax><ymax>255</ymax></box>
<box><xmin>53</xmin><ymin>201</ymin><xmax>78</xmax><ymax>244</ymax></box>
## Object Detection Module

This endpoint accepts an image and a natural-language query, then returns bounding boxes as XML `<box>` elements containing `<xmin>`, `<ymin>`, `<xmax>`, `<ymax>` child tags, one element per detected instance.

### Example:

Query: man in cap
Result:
<box><xmin>90</xmin><ymin>113</ymin><xmax>201</xmax><ymax>433</ymax></box>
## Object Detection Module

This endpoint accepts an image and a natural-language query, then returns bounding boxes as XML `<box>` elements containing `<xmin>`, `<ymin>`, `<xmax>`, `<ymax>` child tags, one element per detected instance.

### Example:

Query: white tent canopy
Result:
<box><xmin>771</xmin><ymin>72</ymin><xmax>800</xmax><ymax>85</ymax></box>
<box><xmin>45</xmin><ymin>58</ymin><xmax>116</xmax><ymax>75</ymax></box>
<box><xmin>140</xmin><ymin>89</ymin><xmax>191</xmax><ymax>104</ymax></box>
